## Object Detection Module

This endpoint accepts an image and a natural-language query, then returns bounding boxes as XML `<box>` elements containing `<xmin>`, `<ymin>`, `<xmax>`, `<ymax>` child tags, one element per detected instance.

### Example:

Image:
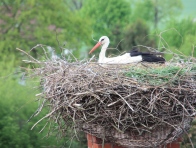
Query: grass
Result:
<box><xmin>125</xmin><ymin>64</ymin><xmax>195</xmax><ymax>86</ymax></box>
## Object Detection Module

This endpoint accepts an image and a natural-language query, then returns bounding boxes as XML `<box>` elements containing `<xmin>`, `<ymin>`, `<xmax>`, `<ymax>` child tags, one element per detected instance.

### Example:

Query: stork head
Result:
<box><xmin>99</xmin><ymin>36</ymin><xmax>110</xmax><ymax>45</ymax></box>
<box><xmin>89</xmin><ymin>36</ymin><xmax>110</xmax><ymax>54</ymax></box>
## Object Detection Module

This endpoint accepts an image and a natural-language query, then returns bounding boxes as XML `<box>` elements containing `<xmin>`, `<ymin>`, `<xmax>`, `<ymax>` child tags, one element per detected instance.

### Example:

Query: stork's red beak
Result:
<box><xmin>89</xmin><ymin>42</ymin><xmax>101</xmax><ymax>54</ymax></box>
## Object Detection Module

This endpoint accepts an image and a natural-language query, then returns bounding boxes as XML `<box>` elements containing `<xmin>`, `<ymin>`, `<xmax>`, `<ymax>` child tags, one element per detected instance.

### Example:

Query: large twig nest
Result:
<box><xmin>26</xmin><ymin>52</ymin><xmax>196</xmax><ymax>147</ymax></box>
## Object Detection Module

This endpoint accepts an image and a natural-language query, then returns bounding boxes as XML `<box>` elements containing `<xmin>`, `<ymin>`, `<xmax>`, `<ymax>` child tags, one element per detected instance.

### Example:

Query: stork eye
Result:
<box><xmin>101</xmin><ymin>38</ymin><xmax>104</xmax><ymax>41</ymax></box>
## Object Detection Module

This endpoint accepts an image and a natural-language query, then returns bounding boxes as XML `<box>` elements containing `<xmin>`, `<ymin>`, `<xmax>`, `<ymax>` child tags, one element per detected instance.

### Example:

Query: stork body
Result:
<box><xmin>89</xmin><ymin>36</ymin><xmax>165</xmax><ymax>64</ymax></box>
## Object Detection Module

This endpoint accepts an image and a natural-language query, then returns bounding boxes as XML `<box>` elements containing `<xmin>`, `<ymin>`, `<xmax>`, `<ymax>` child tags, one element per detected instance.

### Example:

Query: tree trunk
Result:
<box><xmin>154</xmin><ymin>0</ymin><xmax>158</xmax><ymax>29</ymax></box>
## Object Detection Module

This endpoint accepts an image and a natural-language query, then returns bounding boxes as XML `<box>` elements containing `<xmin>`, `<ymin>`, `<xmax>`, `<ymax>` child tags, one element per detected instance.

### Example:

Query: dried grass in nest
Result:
<box><xmin>19</xmin><ymin>47</ymin><xmax>196</xmax><ymax>148</ymax></box>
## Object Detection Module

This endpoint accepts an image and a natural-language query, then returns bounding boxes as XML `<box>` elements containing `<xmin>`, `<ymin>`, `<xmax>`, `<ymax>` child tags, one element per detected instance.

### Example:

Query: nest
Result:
<box><xmin>25</xmin><ymin>50</ymin><xmax>196</xmax><ymax>147</ymax></box>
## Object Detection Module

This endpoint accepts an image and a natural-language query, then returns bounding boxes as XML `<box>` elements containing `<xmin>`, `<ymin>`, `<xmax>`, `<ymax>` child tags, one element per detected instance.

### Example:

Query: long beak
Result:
<box><xmin>89</xmin><ymin>42</ymin><xmax>101</xmax><ymax>54</ymax></box>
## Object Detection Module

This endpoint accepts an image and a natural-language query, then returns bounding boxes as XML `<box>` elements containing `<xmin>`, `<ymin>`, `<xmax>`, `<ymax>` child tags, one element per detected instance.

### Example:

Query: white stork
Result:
<box><xmin>89</xmin><ymin>36</ymin><xmax>165</xmax><ymax>64</ymax></box>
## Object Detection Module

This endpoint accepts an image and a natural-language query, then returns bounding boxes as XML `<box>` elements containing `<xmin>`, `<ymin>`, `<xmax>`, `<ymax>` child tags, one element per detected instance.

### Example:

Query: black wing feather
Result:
<box><xmin>130</xmin><ymin>47</ymin><xmax>165</xmax><ymax>63</ymax></box>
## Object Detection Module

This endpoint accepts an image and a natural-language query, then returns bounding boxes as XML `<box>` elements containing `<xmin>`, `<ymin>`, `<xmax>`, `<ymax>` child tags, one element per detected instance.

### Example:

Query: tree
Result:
<box><xmin>157</xmin><ymin>18</ymin><xmax>196</xmax><ymax>59</ymax></box>
<box><xmin>122</xmin><ymin>19</ymin><xmax>155</xmax><ymax>51</ymax></box>
<box><xmin>152</xmin><ymin>0</ymin><xmax>183</xmax><ymax>29</ymax></box>
<box><xmin>80</xmin><ymin>0</ymin><xmax>132</xmax><ymax>51</ymax></box>
<box><xmin>179</xmin><ymin>34</ymin><xmax>196</xmax><ymax>57</ymax></box>
<box><xmin>0</xmin><ymin>1</ymin><xmax>91</xmax><ymax>147</ymax></box>
<box><xmin>0</xmin><ymin>0</ymin><xmax>91</xmax><ymax>62</ymax></box>
<box><xmin>0</xmin><ymin>57</ymin><xmax>60</xmax><ymax>147</ymax></box>
<box><xmin>0</xmin><ymin>55</ymin><xmax>87</xmax><ymax>148</ymax></box>
<box><xmin>162</xmin><ymin>18</ymin><xmax>196</xmax><ymax>48</ymax></box>
<box><xmin>131</xmin><ymin>0</ymin><xmax>183</xmax><ymax>29</ymax></box>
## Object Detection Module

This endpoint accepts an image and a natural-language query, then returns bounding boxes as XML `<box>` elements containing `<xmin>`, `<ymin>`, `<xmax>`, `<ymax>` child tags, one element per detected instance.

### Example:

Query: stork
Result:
<box><xmin>89</xmin><ymin>36</ymin><xmax>165</xmax><ymax>64</ymax></box>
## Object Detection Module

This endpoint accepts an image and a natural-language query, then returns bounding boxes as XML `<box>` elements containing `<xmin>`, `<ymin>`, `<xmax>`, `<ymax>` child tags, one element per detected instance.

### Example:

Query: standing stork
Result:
<box><xmin>89</xmin><ymin>36</ymin><xmax>165</xmax><ymax>64</ymax></box>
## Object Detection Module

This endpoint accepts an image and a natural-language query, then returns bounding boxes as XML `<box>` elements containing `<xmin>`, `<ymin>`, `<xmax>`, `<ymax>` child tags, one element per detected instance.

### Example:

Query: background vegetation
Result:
<box><xmin>0</xmin><ymin>0</ymin><xmax>195</xmax><ymax>147</ymax></box>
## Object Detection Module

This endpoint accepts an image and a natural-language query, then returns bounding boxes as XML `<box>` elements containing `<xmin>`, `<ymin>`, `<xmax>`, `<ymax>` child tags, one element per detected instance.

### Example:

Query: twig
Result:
<box><xmin>16</xmin><ymin>48</ymin><xmax>40</xmax><ymax>63</ymax></box>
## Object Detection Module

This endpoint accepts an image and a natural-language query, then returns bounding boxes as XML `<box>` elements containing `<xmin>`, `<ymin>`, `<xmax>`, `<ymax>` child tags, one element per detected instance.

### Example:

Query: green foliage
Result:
<box><xmin>131</xmin><ymin>0</ymin><xmax>183</xmax><ymax>29</ymax></box>
<box><xmin>81</xmin><ymin>0</ymin><xmax>131</xmax><ymax>33</ymax></box>
<box><xmin>158</xmin><ymin>18</ymin><xmax>196</xmax><ymax>59</ymax></box>
<box><xmin>122</xmin><ymin>19</ymin><xmax>155</xmax><ymax>51</ymax></box>
<box><xmin>0</xmin><ymin>0</ymin><xmax>91</xmax><ymax>63</ymax></box>
<box><xmin>131</xmin><ymin>0</ymin><xmax>154</xmax><ymax>23</ymax></box>
<box><xmin>180</xmin><ymin>34</ymin><xmax>196</xmax><ymax>57</ymax></box>
<box><xmin>65</xmin><ymin>0</ymin><xmax>84</xmax><ymax>11</ymax></box>
<box><xmin>0</xmin><ymin>55</ymin><xmax>87</xmax><ymax>147</ymax></box>
<box><xmin>163</xmin><ymin>18</ymin><xmax>196</xmax><ymax>48</ymax></box>
<box><xmin>80</xmin><ymin>0</ymin><xmax>131</xmax><ymax>50</ymax></box>
<box><xmin>0</xmin><ymin>57</ymin><xmax>60</xmax><ymax>147</ymax></box>
<box><xmin>0</xmin><ymin>96</ymin><xmax>65</xmax><ymax>147</ymax></box>
<box><xmin>0</xmin><ymin>1</ymin><xmax>88</xmax><ymax>147</ymax></box>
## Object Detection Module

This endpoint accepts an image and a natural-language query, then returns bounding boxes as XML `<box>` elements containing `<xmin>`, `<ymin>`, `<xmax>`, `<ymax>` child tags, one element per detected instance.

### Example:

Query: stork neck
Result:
<box><xmin>99</xmin><ymin>43</ymin><xmax>109</xmax><ymax>63</ymax></box>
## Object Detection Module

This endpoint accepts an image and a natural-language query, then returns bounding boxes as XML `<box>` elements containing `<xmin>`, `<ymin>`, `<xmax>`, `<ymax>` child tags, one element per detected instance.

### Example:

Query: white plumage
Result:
<box><xmin>89</xmin><ymin>36</ymin><xmax>165</xmax><ymax>64</ymax></box>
